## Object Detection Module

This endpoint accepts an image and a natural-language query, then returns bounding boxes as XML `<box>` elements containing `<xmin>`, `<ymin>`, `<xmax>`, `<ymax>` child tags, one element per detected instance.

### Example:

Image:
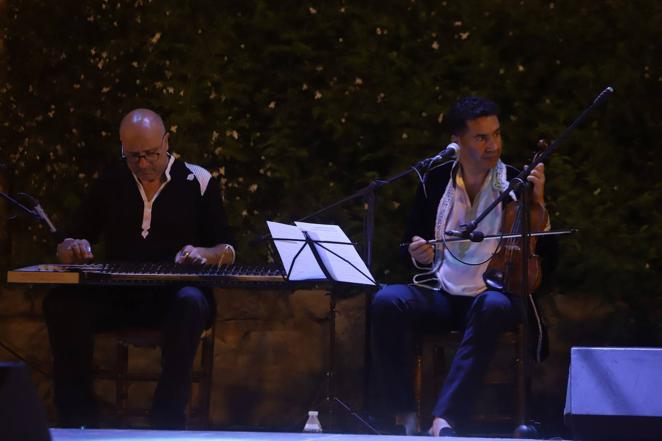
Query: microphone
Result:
<box><xmin>428</xmin><ymin>142</ymin><xmax>460</xmax><ymax>164</ymax></box>
<box><xmin>445</xmin><ymin>228</ymin><xmax>485</xmax><ymax>242</ymax></box>
<box><xmin>33</xmin><ymin>202</ymin><xmax>64</xmax><ymax>242</ymax></box>
<box><xmin>17</xmin><ymin>192</ymin><xmax>58</xmax><ymax>234</ymax></box>
<box><xmin>593</xmin><ymin>86</ymin><xmax>614</xmax><ymax>105</ymax></box>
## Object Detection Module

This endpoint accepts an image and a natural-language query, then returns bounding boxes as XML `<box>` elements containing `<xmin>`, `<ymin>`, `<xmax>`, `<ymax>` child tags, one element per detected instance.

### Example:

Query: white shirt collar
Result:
<box><xmin>130</xmin><ymin>154</ymin><xmax>175</xmax><ymax>239</ymax></box>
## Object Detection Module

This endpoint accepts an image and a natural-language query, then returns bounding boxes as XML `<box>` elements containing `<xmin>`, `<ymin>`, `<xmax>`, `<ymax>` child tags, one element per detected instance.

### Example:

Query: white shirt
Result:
<box><xmin>436</xmin><ymin>166</ymin><xmax>504</xmax><ymax>296</ymax></box>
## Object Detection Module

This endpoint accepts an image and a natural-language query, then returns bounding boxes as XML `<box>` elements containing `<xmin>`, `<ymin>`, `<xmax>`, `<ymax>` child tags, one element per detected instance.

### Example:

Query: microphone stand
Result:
<box><xmin>450</xmin><ymin>86</ymin><xmax>614</xmax><ymax>241</ymax></box>
<box><xmin>0</xmin><ymin>189</ymin><xmax>61</xmax><ymax>371</ymax></box>
<box><xmin>447</xmin><ymin>86</ymin><xmax>613</xmax><ymax>438</ymax></box>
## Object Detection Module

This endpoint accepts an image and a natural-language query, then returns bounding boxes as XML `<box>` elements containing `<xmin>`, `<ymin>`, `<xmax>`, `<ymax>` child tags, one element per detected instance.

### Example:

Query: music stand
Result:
<box><xmin>265</xmin><ymin>221</ymin><xmax>380</xmax><ymax>433</ymax></box>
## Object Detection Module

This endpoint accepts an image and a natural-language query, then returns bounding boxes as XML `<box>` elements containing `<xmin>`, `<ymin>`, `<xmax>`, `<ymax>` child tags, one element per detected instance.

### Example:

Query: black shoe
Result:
<box><xmin>439</xmin><ymin>427</ymin><xmax>457</xmax><ymax>437</ymax></box>
<box><xmin>363</xmin><ymin>413</ymin><xmax>406</xmax><ymax>436</ymax></box>
<box><xmin>58</xmin><ymin>407</ymin><xmax>99</xmax><ymax>429</ymax></box>
<box><xmin>383</xmin><ymin>423</ymin><xmax>407</xmax><ymax>436</ymax></box>
<box><xmin>149</xmin><ymin>409</ymin><xmax>186</xmax><ymax>430</ymax></box>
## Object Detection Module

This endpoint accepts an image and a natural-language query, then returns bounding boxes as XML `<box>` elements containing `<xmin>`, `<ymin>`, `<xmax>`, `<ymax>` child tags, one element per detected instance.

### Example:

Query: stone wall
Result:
<box><xmin>0</xmin><ymin>283</ymin><xmax>367</xmax><ymax>431</ymax></box>
<box><xmin>211</xmin><ymin>287</ymin><xmax>367</xmax><ymax>429</ymax></box>
<box><xmin>1</xmin><ymin>269</ymin><xmax>655</xmax><ymax>436</ymax></box>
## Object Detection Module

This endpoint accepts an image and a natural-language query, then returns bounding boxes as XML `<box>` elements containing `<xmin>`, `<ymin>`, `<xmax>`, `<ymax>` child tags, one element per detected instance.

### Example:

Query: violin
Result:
<box><xmin>483</xmin><ymin>141</ymin><xmax>550</xmax><ymax>296</ymax></box>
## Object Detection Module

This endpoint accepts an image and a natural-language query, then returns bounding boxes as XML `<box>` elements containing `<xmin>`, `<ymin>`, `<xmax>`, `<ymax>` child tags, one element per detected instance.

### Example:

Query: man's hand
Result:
<box><xmin>175</xmin><ymin>245</ymin><xmax>208</xmax><ymax>265</ymax></box>
<box><xmin>175</xmin><ymin>244</ymin><xmax>235</xmax><ymax>265</ymax></box>
<box><xmin>56</xmin><ymin>238</ymin><xmax>94</xmax><ymax>264</ymax></box>
<box><xmin>526</xmin><ymin>163</ymin><xmax>545</xmax><ymax>206</ymax></box>
<box><xmin>408</xmin><ymin>235</ymin><xmax>434</xmax><ymax>265</ymax></box>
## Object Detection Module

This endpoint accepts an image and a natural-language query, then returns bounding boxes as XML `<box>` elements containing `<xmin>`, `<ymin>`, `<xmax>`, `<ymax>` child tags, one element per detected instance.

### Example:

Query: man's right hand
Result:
<box><xmin>408</xmin><ymin>235</ymin><xmax>434</xmax><ymax>265</ymax></box>
<box><xmin>56</xmin><ymin>238</ymin><xmax>94</xmax><ymax>264</ymax></box>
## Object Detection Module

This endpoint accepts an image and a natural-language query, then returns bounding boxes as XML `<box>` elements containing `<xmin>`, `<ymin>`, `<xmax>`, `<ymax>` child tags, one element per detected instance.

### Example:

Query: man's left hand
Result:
<box><xmin>175</xmin><ymin>243</ymin><xmax>235</xmax><ymax>265</ymax></box>
<box><xmin>526</xmin><ymin>163</ymin><xmax>545</xmax><ymax>206</ymax></box>
<box><xmin>175</xmin><ymin>245</ymin><xmax>207</xmax><ymax>265</ymax></box>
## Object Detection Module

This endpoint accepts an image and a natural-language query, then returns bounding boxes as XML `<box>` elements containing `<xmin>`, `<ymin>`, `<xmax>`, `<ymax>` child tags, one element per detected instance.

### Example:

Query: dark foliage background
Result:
<box><xmin>2</xmin><ymin>0</ymin><xmax>661</xmax><ymax>335</ymax></box>
<box><xmin>0</xmin><ymin>0</ymin><xmax>661</xmax><ymax>431</ymax></box>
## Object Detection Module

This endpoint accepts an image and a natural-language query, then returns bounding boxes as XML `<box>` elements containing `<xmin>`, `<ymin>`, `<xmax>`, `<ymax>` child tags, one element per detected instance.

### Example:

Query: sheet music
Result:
<box><xmin>266</xmin><ymin>221</ymin><xmax>326</xmax><ymax>281</ymax></box>
<box><xmin>294</xmin><ymin>221</ymin><xmax>376</xmax><ymax>285</ymax></box>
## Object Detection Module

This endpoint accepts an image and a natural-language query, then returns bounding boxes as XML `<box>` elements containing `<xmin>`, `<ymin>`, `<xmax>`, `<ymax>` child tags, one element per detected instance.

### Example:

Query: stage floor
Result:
<box><xmin>50</xmin><ymin>428</ymin><xmax>545</xmax><ymax>441</ymax></box>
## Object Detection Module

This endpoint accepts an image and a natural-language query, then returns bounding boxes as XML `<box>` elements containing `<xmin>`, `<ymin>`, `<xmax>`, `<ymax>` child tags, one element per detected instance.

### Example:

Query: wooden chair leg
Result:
<box><xmin>116</xmin><ymin>340</ymin><xmax>129</xmax><ymax>428</ymax></box>
<box><xmin>515</xmin><ymin>324</ymin><xmax>528</xmax><ymax>427</ymax></box>
<box><xmin>414</xmin><ymin>352</ymin><xmax>423</xmax><ymax>433</ymax></box>
<box><xmin>197</xmin><ymin>328</ymin><xmax>214</xmax><ymax>427</ymax></box>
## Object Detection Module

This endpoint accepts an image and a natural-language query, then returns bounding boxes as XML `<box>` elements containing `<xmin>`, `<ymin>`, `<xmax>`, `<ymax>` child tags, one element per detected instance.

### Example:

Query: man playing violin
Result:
<box><xmin>371</xmin><ymin>96</ymin><xmax>549</xmax><ymax>436</ymax></box>
<box><xmin>43</xmin><ymin>108</ymin><xmax>235</xmax><ymax>429</ymax></box>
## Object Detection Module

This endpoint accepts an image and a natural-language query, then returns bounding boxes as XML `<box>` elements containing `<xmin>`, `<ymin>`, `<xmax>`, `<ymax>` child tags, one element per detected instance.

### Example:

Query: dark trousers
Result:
<box><xmin>42</xmin><ymin>285</ymin><xmax>212</xmax><ymax>429</ymax></box>
<box><xmin>371</xmin><ymin>284</ymin><xmax>519</xmax><ymax>425</ymax></box>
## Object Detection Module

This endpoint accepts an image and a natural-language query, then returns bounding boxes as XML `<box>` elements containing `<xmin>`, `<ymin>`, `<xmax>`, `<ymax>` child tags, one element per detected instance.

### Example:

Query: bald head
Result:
<box><xmin>119</xmin><ymin>108</ymin><xmax>170</xmax><ymax>184</ymax></box>
<box><xmin>119</xmin><ymin>108</ymin><xmax>166</xmax><ymax>140</ymax></box>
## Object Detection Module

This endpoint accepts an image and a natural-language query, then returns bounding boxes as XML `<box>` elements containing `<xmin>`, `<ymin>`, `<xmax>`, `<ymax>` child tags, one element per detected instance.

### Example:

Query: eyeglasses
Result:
<box><xmin>123</xmin><ymin>148</ymin><xmax>161</xmax><ymax>163</ymax></box>
<box><xmin>121</xmin><ymin>131</ymin><xmax>168</xmax><ymax>163</ymax></box>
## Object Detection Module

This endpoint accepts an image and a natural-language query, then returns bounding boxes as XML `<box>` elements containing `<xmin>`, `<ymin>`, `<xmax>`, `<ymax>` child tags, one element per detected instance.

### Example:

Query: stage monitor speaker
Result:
<box><xmin>564</xmin><ymin>347</ymin><xmax>662</xmax><ymax>441</ymax></box>
<box><xmin>0</xmin><ymin>362</ymin><xmax>51</xmax><ymax>441</ymax></box>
